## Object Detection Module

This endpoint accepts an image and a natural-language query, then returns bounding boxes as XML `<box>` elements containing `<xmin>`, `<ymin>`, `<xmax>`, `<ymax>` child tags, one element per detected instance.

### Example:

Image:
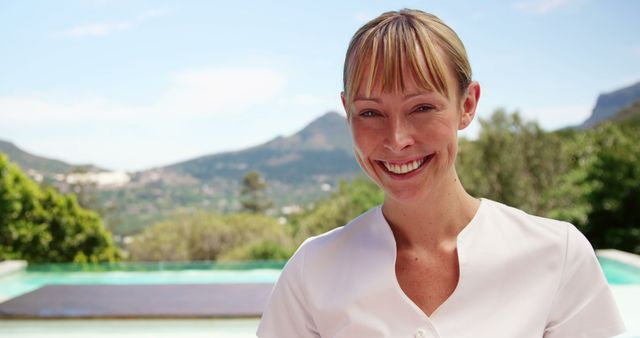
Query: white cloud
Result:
<box><xmin>161</xmin><ymin>67</ymin><xmax>286</xmax><ymax>117</ymax></box>
<box><xmin>0</xmin><ymin>65</ymin><xmax>286</xmax><ymax>126</ymax></box>
<box><xmin>0</xmin><ymin>95</ymin><xmax>152</xmax><ymax>124</ymax></box>
<box><xmin>514</xmin><ymin>0</ymin><xmax>571</xmax><ymax>14</ymax></box>
<box><xmin>61</xmin><ymin>9</ymin><xmax>168</xmax><ymax>38</ymax></box>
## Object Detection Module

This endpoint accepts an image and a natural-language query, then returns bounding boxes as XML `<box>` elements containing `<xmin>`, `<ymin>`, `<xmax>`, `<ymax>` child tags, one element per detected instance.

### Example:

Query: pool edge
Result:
<box><xmin>0</xmin><ymin>261</ymin><xmax>27</xmax><ymax>278</ymax></box>
<box><xmin>598</xmin><ymin>250</ymin><xmax>640</xmax><ymax>270</ymax></box>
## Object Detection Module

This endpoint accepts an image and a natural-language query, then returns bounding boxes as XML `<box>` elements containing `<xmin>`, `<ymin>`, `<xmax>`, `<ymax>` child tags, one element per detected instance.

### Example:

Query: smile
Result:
<box><xmin>379</xmin><ymin>155</ymin><xmax>433</xmax><ymax>175</ymax></box>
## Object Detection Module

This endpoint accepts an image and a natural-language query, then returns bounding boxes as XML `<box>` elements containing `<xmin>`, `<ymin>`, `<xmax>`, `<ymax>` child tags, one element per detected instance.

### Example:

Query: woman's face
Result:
<box><xmin>343</xmin><ymin>66</ymin><xmax>479</xmax><ymax>203</ymax></box>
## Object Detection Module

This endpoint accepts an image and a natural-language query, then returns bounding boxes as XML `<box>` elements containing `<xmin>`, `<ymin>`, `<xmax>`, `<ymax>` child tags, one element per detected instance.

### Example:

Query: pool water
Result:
<box><xmin>0</xmin><ymin>261</ymin><xmax>283</xmax><ymax>302</ymax></box>
<box><xmin>599</xmin><ymin>256</ymin><xmax>640</xmax><ymax>284</ymax></box>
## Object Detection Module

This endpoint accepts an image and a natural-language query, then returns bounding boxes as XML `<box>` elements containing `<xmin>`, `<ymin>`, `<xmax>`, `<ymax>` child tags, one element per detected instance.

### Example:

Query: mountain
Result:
<box><xmin>98</xmin><ymin>111</ymin><xmax>362</xmax><ymax>236</ymax></box>
<box><xmin>579</xmin><ymin>81</ymin><xmax>640</xmax><ymax>129</ymax></box>
<box><xmin>0</xmin><ymin>139</ymin><xmax>101</xmax><ymax>176</ymax></box>
<box><xmin>165</xmin><ymin>111</ymin><xmax>359</xmax><ymax>184</ymax></box>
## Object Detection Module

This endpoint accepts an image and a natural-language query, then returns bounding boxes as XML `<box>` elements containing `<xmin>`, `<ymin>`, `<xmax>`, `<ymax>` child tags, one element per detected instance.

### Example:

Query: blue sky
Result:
<box><xmin>1</xmin><ymin>0</ymin><xmax>638</xmax><ymax>171</ymax></box>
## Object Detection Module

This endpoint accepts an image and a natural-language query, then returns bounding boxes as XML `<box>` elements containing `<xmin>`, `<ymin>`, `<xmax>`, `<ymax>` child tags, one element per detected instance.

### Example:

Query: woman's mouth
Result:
<box><xmin>378</xmin><ymin>154</ymin><xmax>434</xmax><ymax>175</ymax></box>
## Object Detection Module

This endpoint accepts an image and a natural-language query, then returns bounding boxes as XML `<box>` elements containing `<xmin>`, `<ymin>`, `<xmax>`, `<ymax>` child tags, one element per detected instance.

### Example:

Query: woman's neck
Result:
<box><xmin>381</xmin><ymin>172</ymin><xmax>479</xmax><ymax>252</ymax></box>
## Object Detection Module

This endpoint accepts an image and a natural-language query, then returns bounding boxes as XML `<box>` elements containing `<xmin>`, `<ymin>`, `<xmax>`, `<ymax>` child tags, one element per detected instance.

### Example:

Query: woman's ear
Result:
<box><xmin>459</xmin><ymin>81</ymin><xmax>480</xmax><ymax>130</ymax></box>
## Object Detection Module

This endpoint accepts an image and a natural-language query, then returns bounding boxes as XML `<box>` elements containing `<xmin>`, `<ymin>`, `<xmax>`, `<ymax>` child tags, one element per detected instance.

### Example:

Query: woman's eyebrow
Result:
<box><xmin>353</xmin><ymin>96</ymin><xmax>381</xmax><ymax>103</ymax></box>
<box><xmin>353</xmin><ymin>92</ymin><xmax>437</xmax><ymax>103</ymax></box>
<box><xmin>404</xmin><ymin>92</ymin><xmax>436</xmax><ymax>99</ymax></box>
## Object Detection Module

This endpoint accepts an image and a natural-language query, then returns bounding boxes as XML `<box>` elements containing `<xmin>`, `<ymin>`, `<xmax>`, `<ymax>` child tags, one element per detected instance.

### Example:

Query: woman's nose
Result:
<box><xmin>384</xmin><ymin>117</ymin><xmax>415</xmax><ymax>152</ymax></box>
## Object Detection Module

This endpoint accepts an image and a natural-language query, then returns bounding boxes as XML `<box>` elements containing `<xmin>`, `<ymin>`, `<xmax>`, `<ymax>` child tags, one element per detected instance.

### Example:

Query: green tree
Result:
<box><xmin>240</xmin><ymin>171</ymin><xmax>273</xmax><ymax>214</ymax></box>
<box><xmin>577</xmin><ymin>123</ymin><xmax>640</xmax><ymax>253</ymax></box>
<box><xmin>457</xmin><ymin>109</ymin><xmax>569</xmax><ymax>215</ymax></box>
<box><xmin>0</xmin><ymin>154</ymin><xmax>120</xmax><ymax>263</ymax></box>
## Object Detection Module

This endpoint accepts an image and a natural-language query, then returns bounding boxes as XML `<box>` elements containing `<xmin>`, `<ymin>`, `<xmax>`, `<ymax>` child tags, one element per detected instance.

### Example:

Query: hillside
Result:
<box><xmin>99</xmin><ymin>111</ymin><xmax>361</xmax><ymax>236</ymax></box>
<box><xmin>165</xmin><ymin>111</ymin><xmax>358</xmax><ymax>184</ymax></box>
<box><xmin>609</xmin><ymin>100</ymin><xmax>640</xmax><ymax>125</ymax></box>
<box><xmin>0</xmin><ymin>139</ymin><xmax>101</xmax><ymax>176</ymax></box>
<box><xmin>579</xmin><ymin>81</ymin><xmax>640</xmax><ymax>129</ymax></box>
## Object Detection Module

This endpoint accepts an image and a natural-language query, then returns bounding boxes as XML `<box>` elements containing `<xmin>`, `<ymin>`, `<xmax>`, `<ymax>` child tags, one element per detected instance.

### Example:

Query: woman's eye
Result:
<box><xmin>414</xmin><ymin>105</ymin><xmax>434</xmax><ymax>113</ymax></box>
<box><xmin>359</xmin><ymin>110</ymin><xmax>378</xmax><ymax>117</ymax></box>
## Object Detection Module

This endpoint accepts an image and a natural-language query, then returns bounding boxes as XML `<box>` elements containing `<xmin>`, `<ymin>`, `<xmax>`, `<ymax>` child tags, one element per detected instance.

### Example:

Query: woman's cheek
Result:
<box><xmin>352</xmin><ymin>147</ymin><xmax>381</xmax><ymax>185</ymax></box>
<box><xmin>351</xmin><ymin>125</ymin><xmax>377</xmax><ymax>153</ymax></box>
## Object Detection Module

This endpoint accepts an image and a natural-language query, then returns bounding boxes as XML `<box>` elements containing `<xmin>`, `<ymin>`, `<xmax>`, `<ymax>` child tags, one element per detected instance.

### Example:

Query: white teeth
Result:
<box><xmin>382</xmin><ymin>157</ymin><xmax>426</xmax><ymax>174</ymax></box>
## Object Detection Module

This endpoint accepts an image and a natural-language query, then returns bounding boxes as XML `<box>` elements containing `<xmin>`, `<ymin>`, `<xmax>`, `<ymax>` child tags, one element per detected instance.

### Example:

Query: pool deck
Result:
<box><xmin>0</xmin><ymin>260</ymin><xmax>27</xmax><ymax>278</ymax></box>
<box><xmin>0</xmin><ymin>283</ymin><xmax>274</xmax><ymax>319</ymax></box>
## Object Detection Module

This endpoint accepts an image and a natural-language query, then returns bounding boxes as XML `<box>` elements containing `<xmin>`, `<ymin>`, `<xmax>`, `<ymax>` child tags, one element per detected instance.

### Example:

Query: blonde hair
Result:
<box><xmin>343</xmin><ymin>9</ymin><xmax>472</xmax><ymax>111</ymax></box>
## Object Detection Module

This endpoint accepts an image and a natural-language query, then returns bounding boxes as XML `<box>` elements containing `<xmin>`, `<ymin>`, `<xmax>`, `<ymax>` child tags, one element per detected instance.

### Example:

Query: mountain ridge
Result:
<box><xmin>579</xmin><ymin>81</ymin><xmax>640</xmax><ymax>129</ymax></box>
<box><xmin>162</xmin><ymin>111</ymin><xmax>358</xmax><ymax>184</ymax></box>
<box><xmin>0</xmin><ymin>139</ymin><xmax>101</xmax><ymax>175</ymax></box>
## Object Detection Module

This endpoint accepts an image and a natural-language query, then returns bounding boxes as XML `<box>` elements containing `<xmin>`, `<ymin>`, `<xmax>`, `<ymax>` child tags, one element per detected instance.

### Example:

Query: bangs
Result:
<box><xmin>344</xmin><ymin>14</ymin><xmax>454</xmax><ymax>106</ymax></box>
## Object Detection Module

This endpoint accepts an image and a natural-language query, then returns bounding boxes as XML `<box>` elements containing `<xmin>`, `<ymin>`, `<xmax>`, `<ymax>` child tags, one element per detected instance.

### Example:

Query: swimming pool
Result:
<box><xmin>600</xmin><ymin>256</ymin><xmax>640</xmax><ymax>285</ymax></box>
<box><xmin>0</xmin><ymin>261</ymin><xmax>283</xmax><ymax>302</ymax></box>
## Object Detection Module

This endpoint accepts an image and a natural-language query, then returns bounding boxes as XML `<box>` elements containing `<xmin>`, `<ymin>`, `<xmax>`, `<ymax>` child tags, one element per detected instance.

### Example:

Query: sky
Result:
<box><xmin>1</xmin><ymin>0</ymin><xmax>639</xmax><ymax>172</ymax></box>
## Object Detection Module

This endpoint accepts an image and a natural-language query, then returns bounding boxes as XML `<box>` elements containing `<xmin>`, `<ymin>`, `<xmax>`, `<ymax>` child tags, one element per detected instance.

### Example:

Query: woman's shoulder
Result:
<box><xmin>480</xmin><ymin>198</ymin><xmax>571</xmax><ymax>237</ymax></box>
<box><xmin>475</xmin><ymin>199</ymin><xmax>623</xmax><ymax>336</ymax></box>
<box><xmin>477</xmin><ymin>198</ymin><xmax>592</xmax><ymax>261</ymax></box>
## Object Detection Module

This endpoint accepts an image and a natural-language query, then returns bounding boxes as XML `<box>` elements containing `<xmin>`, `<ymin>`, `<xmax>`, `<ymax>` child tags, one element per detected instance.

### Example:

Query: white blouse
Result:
<box><xmin>257</xmin><ymin>199</ymin><xmax>625</xmax><ymax>338</ymax></box>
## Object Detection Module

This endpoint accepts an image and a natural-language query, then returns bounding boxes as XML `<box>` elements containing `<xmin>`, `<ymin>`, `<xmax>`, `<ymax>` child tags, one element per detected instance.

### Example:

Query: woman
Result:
<box><xmin>258</xmin><ymin>9</ymin><xmax>625</xmax><ymax>338</ymax></box>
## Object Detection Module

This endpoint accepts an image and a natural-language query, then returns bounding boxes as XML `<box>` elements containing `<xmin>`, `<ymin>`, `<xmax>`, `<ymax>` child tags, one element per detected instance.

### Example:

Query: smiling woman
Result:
<box><xmin>257</xmin><ymin>8</ymin><xmax>626</xmax><ymax>338</ymax></box>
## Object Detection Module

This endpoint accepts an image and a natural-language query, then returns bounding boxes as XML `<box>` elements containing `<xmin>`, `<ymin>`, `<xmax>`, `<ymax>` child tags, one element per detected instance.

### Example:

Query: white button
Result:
<box><xmin>415</xmin><ymin>328</ymin><xmax>427</xmax><ymax>338</ymax></box>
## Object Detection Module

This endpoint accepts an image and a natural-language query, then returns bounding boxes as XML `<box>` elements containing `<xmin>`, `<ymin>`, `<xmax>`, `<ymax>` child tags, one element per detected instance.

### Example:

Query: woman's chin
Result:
<box><xmin>382</xmin><ymin>186</ymin><xmax>431</xmax><ymax>205</ymax></box>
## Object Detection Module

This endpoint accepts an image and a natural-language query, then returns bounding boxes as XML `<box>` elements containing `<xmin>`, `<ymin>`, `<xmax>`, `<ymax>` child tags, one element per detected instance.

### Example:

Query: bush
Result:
<box><xmin>0</xmin><ymin>154</ymin><xmax>119</xmax><ymax>263</ymax></box>
<box><xmin>127</xmin><ymin>212</ymin><xmax>291</xmax><ymax>261</ymax></box>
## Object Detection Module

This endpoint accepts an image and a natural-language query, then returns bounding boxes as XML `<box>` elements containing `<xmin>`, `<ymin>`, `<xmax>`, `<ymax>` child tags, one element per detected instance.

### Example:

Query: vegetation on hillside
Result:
<box><xmin>608</xmin><ymin>100</ymin><xmax>640</xmax><ymax>125</ymax></box>
<box><xmin>127</xmin><ymin>212</ymin><xmax>291</xmax><ymax>261</ymax></box>
<box><xmin>240</xmin><ymin>171</ymin><xmax>273</xmax><ymax>214</ymax></box>
<box><xmin>124</xmin><ymin>177</ymin><xmax>381</xmax><ymax>261</ymax></box>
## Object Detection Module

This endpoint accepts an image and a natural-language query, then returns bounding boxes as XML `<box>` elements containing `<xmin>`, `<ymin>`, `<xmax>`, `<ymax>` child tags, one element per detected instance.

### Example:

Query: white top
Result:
<box><xmin>257</xmin><ymin>199</ymin><xmax>626</xmax><ymax>338</ymax></box>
